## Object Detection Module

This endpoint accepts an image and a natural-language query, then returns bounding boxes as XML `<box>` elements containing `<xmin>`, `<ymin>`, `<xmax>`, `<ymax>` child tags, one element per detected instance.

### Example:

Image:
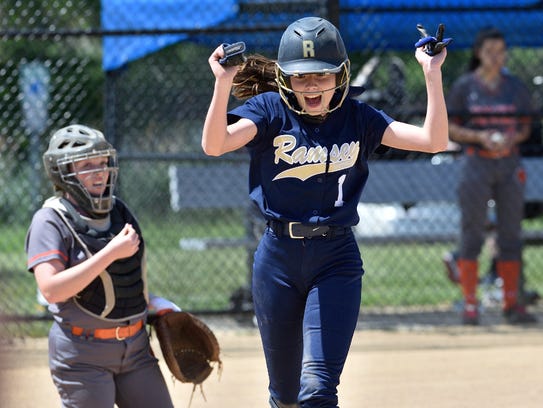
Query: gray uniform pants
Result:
<box><xmin>48</xmin><ymin>322</ymin><xmax>174</xmax><ymax>408</ymax></box>
<box><xmin>457</xmin><ymin>153</ymin><xmax>525</xmax><ymax>261</ymax></box>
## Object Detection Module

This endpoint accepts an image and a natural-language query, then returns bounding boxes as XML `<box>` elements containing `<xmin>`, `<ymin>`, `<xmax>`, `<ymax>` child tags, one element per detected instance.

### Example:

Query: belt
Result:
<box><xmin>465</xmin><ymin>146</ymin><xmax>517</xmax><ymax>159</ymax></box>
<box><xmin>268</xmin><ymin>220</ymin><xmax>350</xmax><ymax>240</ymax></box>
<box><xmin>70</xmin><ymin>319</ymin><xmax>144</xmax><ymax>340</ymax></box>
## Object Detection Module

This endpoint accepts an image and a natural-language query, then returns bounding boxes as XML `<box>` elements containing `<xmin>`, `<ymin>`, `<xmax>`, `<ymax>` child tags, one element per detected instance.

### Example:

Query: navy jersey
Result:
<box><xmin>447</xmin><ymin>71</ymin><xmax>535</xmax><ymax>148</ymax></box>
<box><xmin>228</xmin><ymin>91</ymin><xmax>393</xmax><ymax>227</ymax></box>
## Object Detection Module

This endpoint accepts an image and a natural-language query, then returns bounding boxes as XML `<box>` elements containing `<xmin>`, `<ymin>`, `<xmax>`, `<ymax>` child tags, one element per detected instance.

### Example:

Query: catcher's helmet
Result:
<box><xmin>276</xmin><ymin>17</ymin><xmax>351</xmax><ymax>114</ymax></box>
<box><xmin>43</xmin><ymin>124</ymin><xmax>118</xmax><ymax>217</ymax></box>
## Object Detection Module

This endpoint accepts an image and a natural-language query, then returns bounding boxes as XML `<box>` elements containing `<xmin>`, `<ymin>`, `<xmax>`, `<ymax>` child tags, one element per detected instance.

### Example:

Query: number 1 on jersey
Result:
<box><xmin>334</xmin><ymin>174</ymin><xmax>346</xmax><ymax>207</ymax></box>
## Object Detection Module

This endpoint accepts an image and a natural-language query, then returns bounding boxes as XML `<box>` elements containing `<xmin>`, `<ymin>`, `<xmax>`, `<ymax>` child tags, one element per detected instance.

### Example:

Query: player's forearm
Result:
<box><xmin>449</xmin><ymin>123</ymin><xmax>482</xmax><ymax>144</ymax></box>
<box><xmin>38</xmin><ymin>246</ymin><xmax>120</xmax><ymax>303</ymax></box>
<box><xmin>422</xmin><ymin>70</ymin><xmax>449</xmax><ymax>152</ymax></box>
<box><xmin>202</xmin><ymin>80</ymin><xmax>232</xmax><ymax>156</ymax></box>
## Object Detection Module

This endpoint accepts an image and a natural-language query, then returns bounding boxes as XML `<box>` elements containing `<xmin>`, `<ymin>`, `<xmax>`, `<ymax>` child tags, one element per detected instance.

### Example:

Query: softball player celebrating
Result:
<box><xmin>25</xmin><ymin>125</ymin><xmax>175</xmax><ymax>408</ymax></box>
<box><xmin>203</xmin><ymin>17</ymin><xmax>449</xmax><ymax>407</ymax></box>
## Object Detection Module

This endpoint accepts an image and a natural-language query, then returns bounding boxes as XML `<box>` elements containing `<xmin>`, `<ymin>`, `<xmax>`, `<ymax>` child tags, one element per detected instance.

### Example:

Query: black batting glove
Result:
<box><xmin>219</xmin><ymin>42</ymin><xmax>247</xmax><ymax>66</ymax></box>
<box><xmin>415</xmin><ymin>23</ymin><xmax>452</xmax><ymax>56</ymax></box>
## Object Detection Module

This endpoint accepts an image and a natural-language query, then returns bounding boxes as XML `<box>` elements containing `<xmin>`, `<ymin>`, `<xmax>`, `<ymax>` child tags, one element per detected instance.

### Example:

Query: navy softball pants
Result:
<box><xmin>252</xmin><ymin>227</ymin><xmax>363</xmax><ymax>407</ymax></box>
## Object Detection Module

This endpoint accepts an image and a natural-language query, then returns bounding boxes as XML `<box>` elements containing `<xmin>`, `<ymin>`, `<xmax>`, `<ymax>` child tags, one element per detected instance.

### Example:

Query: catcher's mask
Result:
<box><xmin>43</xmin><ymin>124</ymin><xmax>118</xmax><ymax>218</ymax></box>
<box><xmin>276</xmin><ymin>16</ymin><xmax>351</xmax><ymax>115</ymax></box>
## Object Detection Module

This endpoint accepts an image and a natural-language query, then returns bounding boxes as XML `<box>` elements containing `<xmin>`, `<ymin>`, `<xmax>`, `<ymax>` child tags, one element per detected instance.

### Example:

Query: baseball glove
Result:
<box><xmin>153</xmin><ymin>311</ymin><xmax>222</xmax><ymax>386</ymax></box>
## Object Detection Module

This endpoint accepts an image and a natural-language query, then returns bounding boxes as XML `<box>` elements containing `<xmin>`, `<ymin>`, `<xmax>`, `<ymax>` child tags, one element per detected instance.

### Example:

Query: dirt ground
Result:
<box><xmin>1</xmin><ymin>320</ymin><xmax>543</xmax><ymax>408</ymax></box>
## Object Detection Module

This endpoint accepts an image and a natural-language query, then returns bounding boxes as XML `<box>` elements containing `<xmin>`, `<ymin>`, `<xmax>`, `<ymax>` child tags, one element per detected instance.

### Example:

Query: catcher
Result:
<box><xmin>25</xmin><ymin>124</ymin><xmax>220</xmax><ymax>408</ymax></box>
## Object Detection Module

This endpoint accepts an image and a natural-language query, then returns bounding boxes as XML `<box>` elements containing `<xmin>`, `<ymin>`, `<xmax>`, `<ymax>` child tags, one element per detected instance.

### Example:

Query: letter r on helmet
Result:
<box><xmin>302</xmin><ymin>40</ymin><xmax>315</xmax><ymax>58</ymax></box>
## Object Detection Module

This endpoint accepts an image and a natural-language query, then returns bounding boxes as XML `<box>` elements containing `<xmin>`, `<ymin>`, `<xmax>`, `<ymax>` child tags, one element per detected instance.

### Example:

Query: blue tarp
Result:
<box><xmin>341</xmin><ymin>0</ymin><xmax>543</xmax><ymax>51</ymax></box>
<box><xmin>101</xmin><ymin>0</ymin><xmax>239</xmax><ymax>71</ymax></box>
<box><xmin>101</xmin><ymin>0</ymin><xmax>543</xmax><ymax>71</ymax></box>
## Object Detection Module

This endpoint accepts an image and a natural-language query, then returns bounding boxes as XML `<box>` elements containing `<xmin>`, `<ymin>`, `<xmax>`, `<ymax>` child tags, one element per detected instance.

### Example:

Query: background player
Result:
<box><xmin>202</xmin><ymin>17</ymin><xmax>449</xmax><ymax>407</ymax></box>
<box><xmin>25</xmin><ymin>124</ymin><xmax>177</xmax><ymax>408</ymax></box>
<box><xmin>446</xmin><ymin>27</ymin><xmax>538</xmax><ymax>325</ymax></box>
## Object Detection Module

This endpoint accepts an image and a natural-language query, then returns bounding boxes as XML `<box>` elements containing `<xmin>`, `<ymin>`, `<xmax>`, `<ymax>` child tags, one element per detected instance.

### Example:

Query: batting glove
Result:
<box><xmin>415</xmin><ymin>23</ymin><xmax>452</xmax><ymax>56</ymax></box>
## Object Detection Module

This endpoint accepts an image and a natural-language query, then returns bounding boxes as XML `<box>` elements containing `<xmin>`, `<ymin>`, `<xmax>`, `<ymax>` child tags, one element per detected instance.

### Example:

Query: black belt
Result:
<box><xmin>268</xmin><ymin>220</ymin><xmax>351</xmax><ymax>240</ymax></box>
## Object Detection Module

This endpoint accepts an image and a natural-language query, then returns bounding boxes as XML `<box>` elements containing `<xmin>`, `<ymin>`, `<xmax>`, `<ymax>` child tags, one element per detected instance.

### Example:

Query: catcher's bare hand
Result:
<box><xmin>106</xmin><ymin>223</ymin><xmax>140</xmax><ymax>259</ymax></box>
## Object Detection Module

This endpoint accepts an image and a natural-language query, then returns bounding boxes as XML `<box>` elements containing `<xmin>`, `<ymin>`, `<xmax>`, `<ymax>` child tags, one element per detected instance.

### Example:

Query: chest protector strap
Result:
<box><xmin>44</xmin><ymin>200</ymin><xmax>117</xmax><ymax>318</ymax></box>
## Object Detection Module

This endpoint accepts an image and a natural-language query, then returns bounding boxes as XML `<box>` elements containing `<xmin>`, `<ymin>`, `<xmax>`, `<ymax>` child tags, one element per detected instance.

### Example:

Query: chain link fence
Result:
<box><xmin>1</xmin><ymin>1</ymin><xmax>543</xmax><ymax>337</ymax></box>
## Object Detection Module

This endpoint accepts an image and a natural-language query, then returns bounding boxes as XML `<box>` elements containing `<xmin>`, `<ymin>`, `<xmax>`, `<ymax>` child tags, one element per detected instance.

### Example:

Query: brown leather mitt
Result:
<box><xmin>153</xmin><ymin>311</ymin><xmax>222</xmax><ymax>385</ymax></box>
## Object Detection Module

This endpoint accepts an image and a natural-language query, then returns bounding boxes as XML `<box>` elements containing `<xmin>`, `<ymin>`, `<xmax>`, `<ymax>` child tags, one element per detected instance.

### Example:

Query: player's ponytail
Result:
<box><xmin>232</xmin><ymin>54</ymin><xmax>278</xmax><ymax>100</ymax></box>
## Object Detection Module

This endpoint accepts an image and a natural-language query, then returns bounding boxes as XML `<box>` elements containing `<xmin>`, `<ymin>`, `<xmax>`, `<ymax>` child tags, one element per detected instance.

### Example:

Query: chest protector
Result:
<box><xmin>76</xmin><ymin>203</ymin><xmax>146</xmax><ymax>320</ymax></box>
<box><xmin>48</xmin><ymin>197</ymin><xmax>147</xmax><ymax>321</ymax></box>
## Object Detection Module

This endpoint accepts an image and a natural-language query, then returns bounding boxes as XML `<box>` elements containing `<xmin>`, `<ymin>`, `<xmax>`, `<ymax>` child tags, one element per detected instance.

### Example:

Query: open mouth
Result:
<box><xmin>304</xmin><ymin>95</ymin><xmax>322</xmax><ymax>110</ymax></box>
<box><xmin>90</xmin><ymin>182</ymin><xmax>106</xmax><ymax>193</ymax></box>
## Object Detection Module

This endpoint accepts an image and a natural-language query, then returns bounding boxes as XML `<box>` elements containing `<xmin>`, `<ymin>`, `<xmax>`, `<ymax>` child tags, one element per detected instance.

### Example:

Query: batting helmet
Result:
<box><xmin>275</xmin><ymin>17</ymin><xmax>351</xmax><ymax>114</ymax></box>
<box><xmin>43</xmin><ymin>124</ymin><xmax>118</xmax><ymax>217</ymax></box>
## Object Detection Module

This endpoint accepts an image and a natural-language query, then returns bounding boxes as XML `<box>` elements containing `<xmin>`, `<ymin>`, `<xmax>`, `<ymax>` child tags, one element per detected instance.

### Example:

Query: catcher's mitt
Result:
<box><xmin>153</xmin><ymin>311</ymin><xmax>222</xmax><ymax>386</ymax></box>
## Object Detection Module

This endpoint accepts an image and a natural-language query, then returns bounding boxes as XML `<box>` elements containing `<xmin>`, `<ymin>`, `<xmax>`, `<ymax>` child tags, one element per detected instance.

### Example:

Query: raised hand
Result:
<box><xmin>415</xmin><ymin>23</ymin><xmax>453</xmax><ymax>56</ymax></box>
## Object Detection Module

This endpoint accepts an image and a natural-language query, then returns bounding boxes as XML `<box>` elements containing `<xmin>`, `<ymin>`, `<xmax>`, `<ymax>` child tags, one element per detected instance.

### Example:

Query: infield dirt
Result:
<box><xmin>2</xmin><ymin>320</ymin><xmax>543</xmax><ymax>408</ymax></box>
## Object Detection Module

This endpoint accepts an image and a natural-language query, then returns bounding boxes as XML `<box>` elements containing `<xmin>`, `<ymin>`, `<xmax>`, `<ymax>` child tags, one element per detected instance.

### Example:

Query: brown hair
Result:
<box><xmin>232</xmin><ymin>54</ymin><xmax>278</xmax><ymax>100</ymax></box>
<box><xmin>468</xmin><ymin>27</ymin><xmax>506</xmax><ymax>72</ymax></box>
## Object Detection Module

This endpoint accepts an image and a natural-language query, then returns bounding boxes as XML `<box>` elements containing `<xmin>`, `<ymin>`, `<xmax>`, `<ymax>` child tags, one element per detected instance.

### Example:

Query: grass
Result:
<box><xmin>2</xmin><ymin>213</ymin><xmax>543</xmax><ymax>338</ymax></box>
